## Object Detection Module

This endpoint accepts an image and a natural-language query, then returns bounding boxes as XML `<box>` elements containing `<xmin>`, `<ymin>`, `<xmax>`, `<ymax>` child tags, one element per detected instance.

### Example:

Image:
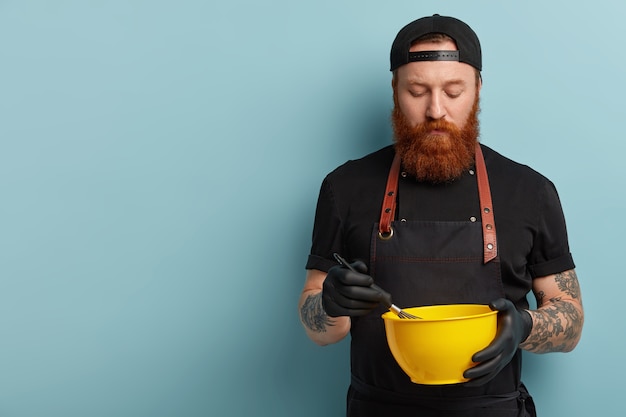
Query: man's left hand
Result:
<box><xmin>463</xmin><ymin>298</ymin><xmax>532</xmax><ymax>387</ymax></box>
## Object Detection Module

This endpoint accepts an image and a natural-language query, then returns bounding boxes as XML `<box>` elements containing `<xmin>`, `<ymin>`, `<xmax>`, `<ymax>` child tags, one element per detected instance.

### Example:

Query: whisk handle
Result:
<box><xmin>370</xmin><ymin>283</ymin><xmax>393</xmax><ymax>309</ymax></box>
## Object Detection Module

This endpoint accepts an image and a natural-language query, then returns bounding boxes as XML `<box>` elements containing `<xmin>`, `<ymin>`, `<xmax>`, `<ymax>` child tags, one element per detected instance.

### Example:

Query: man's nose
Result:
<box><xmin>425</xmin><ymin>94</ymin><xmax>446</xmax><ymax>120</ymax></box>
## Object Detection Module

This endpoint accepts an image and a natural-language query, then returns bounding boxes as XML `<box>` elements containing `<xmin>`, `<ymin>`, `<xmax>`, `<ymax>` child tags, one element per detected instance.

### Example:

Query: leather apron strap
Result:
<box><xmin>378</xmin><ymin>142</ymin><xmax>497</xmax><ymax>263</ymax></box>
<box><xmin>378</xmin><ymin>153</ymin><xmax>401</xmax><ymax>239</ymax></box>
<box><xmin>475</xmin><ymin>142</ymin><xmax>498</xmax><ymax>263</ymax></box>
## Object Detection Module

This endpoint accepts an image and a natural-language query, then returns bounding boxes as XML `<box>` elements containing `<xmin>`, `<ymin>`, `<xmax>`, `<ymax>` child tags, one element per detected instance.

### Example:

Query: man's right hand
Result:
<box><xmin>322</xmin><ymin>260</ymin><xmax>383</xmax><ymax>317</ymax></box>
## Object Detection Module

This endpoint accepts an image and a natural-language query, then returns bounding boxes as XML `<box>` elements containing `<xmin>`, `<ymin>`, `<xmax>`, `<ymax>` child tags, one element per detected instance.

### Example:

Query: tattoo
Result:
<box><xmin>522</xmin><ymin>270</ymin><xmax>583</xmax><ymax>353</ymax></box>
<box><xmin>536</xmin><ymin>291</ymin><xmax>546</xmax><ymax>307</ymax></box>
<box><xmin>300</xmin><ymin>293</ymin><xmax>334</xmax><ymax>333</ymax></box>
<box><xmin>523</xmin><ymin>301</ymin><xmax>582</xmax><ymax>352</ymax></box>
<box><xmin>555</xmin><ymin>270</ymin><xmax>582</xmax><ymax>301</ymax></box>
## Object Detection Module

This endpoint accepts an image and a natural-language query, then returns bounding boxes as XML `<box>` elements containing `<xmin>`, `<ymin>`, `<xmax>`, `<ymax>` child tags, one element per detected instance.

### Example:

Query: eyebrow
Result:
<box><xmin>407</xmin><ymin>79</ymin><xmax>467</xmax><ymax>87</ymax></box>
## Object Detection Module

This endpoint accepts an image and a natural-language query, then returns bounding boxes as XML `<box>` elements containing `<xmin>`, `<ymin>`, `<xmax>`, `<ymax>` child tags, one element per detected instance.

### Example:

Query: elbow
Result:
<box><xmin>313</xmin><ymin>338</ymin><xmax>333</xmax><ymax>347</ymax></box>
<box><xmin>563</xmin><ymin>307</ymin><xmax>585</xmax><ymax>352</ymax></box>
<box><xmin>300</xmin><ymin>314</ymin><xmax>351</xmax><ymax>346</ymax></box>
<box><xmin>561</xmin><ymin>335</ymin><xmax>582</xmax><ymax>353</ymax></box>
<box><xmin>304</xmin><ymin>327</ymin><xmax>348</xmax><ymax>347</ymax></box>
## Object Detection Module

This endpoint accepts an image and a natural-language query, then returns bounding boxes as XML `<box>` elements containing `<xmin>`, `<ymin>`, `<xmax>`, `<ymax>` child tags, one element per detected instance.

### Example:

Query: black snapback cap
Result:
<box><xmin>390</xmin><ymin>14</ymin><xmax>482</xmax><ymax>72</ymax></box>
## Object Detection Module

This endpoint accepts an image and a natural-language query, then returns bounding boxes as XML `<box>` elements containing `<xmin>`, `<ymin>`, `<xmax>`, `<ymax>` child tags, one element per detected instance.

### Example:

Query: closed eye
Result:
<box><xmin>409</xmin><ymin>89</ymin><xmax>427</xmax><ymax>98</ymax></box>
<box><xmin>445</xmin><ymin>89</ymin><xmax>463</xmax><ymax>98</ymax></box>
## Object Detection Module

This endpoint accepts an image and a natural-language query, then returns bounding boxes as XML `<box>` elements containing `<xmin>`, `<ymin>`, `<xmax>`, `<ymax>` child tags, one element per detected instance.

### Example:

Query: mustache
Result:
<box><xmin>408</xmin><ymin>118</ymin><xmax>461</xmax><ymax>136</ymax></box>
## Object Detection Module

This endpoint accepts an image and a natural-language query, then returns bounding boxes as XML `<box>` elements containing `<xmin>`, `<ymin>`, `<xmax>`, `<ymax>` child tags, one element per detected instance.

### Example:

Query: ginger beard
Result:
<box><xmin>392</xmin><ymin>90</ymin><xmax>481</xmax><ymax>184</ymax></box>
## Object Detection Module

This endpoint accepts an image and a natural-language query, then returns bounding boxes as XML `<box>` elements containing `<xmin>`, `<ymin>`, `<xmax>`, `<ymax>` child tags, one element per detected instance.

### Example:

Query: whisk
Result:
<box><xmin>333</xmin><ymin>253</ymin><xmax>421</xmax><ymax>319</ymax></box>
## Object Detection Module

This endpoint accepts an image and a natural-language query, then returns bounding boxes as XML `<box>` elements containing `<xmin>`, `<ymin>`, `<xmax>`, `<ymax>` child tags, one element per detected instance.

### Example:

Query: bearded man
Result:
<box><xmin>298</xmin><ymin>14</ymin><xmax>584</xmax><ymax>417</ymax></box>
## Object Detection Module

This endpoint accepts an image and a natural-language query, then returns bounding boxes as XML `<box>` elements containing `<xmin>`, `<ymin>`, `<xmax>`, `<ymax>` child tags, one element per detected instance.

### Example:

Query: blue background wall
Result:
<box><xmin>0</xmin><ymin>1</ymin><xmax>621</xmax><ymax>416</ymax></box>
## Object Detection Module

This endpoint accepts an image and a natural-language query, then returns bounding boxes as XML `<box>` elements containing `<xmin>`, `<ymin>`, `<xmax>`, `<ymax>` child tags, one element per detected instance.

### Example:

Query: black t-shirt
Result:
<box><xmin>306</xmin><ymin>144</ymin><xmax>575</xmax><ymax>306</ymax></box>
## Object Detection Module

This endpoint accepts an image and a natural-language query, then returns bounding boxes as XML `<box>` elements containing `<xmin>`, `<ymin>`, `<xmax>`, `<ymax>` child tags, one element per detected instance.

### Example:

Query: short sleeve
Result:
<box><xmin>305</xmin><ymin>177</ymin><xmax>343</xmax><ymax>272</ymax></box>
<box><xmin>526</xmin><ymin>180</ymin><xmax>575</xmax><ymax>278</ymax></box>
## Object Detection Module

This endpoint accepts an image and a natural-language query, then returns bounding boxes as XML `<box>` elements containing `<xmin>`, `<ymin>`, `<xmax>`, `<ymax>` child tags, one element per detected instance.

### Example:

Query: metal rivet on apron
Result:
<box><xmin>483</xmin><ymin>207</ymin><xmax>491</xmax><ymax>214</ymax></box>
<box><xmin>401</xmin><ymin>218</ymin><xmax>407</xmax><ymax>222</ymax></box>
<box><xmin>470</xmin><ymin>216</ymin><xmax>477</xmax><ymax>222</ymax></box>
<box><xmin>387</xmin><ymin>191</ymin><xmax>394</xmax><ymax>196</ymax></box>
<box><xmin>469</xmin><ymin>169</ymin><xmax>475</xmax><ymax>175</ymax></box>
<box><xmin>486</xmin><ymin>224</ymin><xmax>492</xmax><ymax>230</ymax></box>
<box><xmin>487</xmin><ymin>243</ymin><xmax>494</xmax><ymax>250</ymax></box>
<box><xmin>385</xmin><ymin>208</ymin><xmax>391</xmax><ymax>213</ymax></box>
<box><xmin>401</xmin><ymin>171</ymin><xmax>407</xmax><ymax>178</ymax></box>
<box><xmin>378</xmin><ymin>228</ymin><xmax>394</xmax><ymax>240</ymax></box>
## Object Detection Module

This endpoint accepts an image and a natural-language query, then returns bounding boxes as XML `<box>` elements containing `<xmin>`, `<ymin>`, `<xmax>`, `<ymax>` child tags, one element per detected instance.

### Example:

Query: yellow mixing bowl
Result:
<box><xmin>382</xmin><ymin>304</ymin><xmax>497</xmax><ymax>385</ymax></box>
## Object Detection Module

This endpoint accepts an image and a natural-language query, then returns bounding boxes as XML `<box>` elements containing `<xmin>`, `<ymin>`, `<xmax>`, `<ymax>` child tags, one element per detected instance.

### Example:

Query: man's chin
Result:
<box><xmin>413</xmin><ymin>165</ymin><xmax>464</xmax><ymax>184</ymax></box>
<box><xmin>422</xmin><ymin>134</ymin><xmax>453</xmax><ymax>149</ymax></box>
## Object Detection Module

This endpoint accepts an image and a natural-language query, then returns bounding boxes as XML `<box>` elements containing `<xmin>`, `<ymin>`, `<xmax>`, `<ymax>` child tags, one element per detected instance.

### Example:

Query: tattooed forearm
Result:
<box><xmin>521</xmin><ymin>270</ymin><xmax>583</xmax><ymax>353</ymax></box>
<box><xmin>521</xmin><ymin>301</ymin><xmax>582</xmax><ymax>353</ymax></box>
<box><xmin>300</xmin><ymin>293</ymin><xmax>335</xmax><ymax>333</ymax></box>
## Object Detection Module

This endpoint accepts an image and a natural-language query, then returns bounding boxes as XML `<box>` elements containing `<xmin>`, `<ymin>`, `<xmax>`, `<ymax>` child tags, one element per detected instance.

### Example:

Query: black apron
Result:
<box><xmin>347</xmin><ymin>144</ymin><xmax>536</xmax><ymax>417</ymax></box>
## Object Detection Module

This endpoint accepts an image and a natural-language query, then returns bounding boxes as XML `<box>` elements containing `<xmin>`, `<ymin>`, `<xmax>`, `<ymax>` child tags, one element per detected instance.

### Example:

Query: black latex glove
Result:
<box><xmin>322</xmin><ymin>260</ymin><xmax>383</xmax><ymax>317</ymax></box>
<box><xmin>463</xmin><ymin>298</ymin><xmax>533</xmax><ymax>387</ymax></box>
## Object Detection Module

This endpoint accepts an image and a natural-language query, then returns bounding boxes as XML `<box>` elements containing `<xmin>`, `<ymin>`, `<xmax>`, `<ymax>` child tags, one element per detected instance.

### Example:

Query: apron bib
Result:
<box><xmin>348</xmin><ymin>144</ymin><xmax>533</xmax><ymax>416</ymax></box>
